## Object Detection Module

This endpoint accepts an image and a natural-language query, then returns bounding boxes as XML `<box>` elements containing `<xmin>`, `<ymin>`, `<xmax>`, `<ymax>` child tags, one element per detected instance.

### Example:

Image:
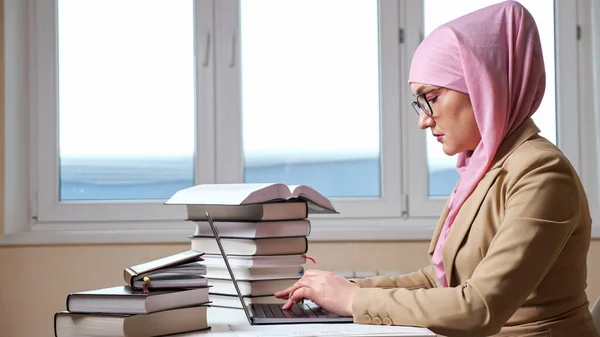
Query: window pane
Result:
<box><xmin>240</xmin><ymin>0</ymin><xmax>381</xmax><ymax>198</ymax></box>
<box><xmin>57</xmin><ymin>0</ymin><xmax>195</xmax><ymax>201</ymax></box>
<box><xmin>423</xmin><ymin>0</ymin><xmax>556</xmax><ymax>196</ymax></box>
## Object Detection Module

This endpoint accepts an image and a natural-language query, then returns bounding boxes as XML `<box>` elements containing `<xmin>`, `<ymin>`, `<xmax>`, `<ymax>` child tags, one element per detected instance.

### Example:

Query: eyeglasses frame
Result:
<box><xmin>411</xmin><ymin>90</ymin><xmax>436</xmax><ymax>117</ymax></box>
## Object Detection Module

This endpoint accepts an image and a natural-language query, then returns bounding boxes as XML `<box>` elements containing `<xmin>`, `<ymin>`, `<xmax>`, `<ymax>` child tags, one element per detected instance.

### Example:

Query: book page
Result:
<box><xmin>290</xmin><ymin>185</ymin><xmax>337</xmax><ymax>213</ymax></box>
<box><xmin>165</xmin><ymin>183</ymin><xmax>280</xmax><ymax>205</ymax></box>
<box><xmin>243</xmin><ymin>183</ymin><xmax>293</xmax><ymax>204</ymax></box>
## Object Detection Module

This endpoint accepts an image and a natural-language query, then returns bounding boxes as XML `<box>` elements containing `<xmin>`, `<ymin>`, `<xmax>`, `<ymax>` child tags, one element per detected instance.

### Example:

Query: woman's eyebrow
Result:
<box><xmin>414</xmin><ymin>85</ymin><xmax>438</xmax><ymax>96</ymax></box>
<box><xmin>414</xmin><ymin>85</ymin><xmax>426</xmax><ymax>96</ymax></box>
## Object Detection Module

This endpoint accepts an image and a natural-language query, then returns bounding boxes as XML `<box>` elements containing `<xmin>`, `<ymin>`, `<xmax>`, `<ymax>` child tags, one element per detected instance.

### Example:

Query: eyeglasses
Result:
<box><xmin>411</xmin><ymin>90</ymin><xmax>435</xmax><ymax>117</ymax></box>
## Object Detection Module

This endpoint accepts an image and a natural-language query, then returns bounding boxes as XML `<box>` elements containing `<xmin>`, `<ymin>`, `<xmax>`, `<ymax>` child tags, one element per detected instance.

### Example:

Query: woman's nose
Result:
<box><xmin>418</xmin><ymin>112</ymin><xmax>434</xmax><ymax>130</ymax></box>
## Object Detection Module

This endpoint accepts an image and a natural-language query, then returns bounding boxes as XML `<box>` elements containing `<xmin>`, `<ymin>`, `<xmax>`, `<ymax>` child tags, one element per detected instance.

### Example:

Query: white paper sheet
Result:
<box><xmin>227</xmin><ymin>323</ymin><xmax>435</xmax><ymax>337</ymax></box>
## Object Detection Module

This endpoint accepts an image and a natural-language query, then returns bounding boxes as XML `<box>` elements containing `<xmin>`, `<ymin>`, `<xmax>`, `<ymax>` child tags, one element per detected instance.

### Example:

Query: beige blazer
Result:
<box><xmin>350</xmin><ymin>119</ymin><xmax>598</xmax><ymax>337</ymax></box>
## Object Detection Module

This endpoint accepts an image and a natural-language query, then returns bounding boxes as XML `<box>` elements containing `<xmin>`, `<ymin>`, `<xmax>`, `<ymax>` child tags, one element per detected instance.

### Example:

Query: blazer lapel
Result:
<box><xmin>429</xmin><ymin>200</ymin><xmax>451</xmax><ymax>256</ymax></box>
<box><xmin>441</xmin><ymin>167</ymin><xmax>502</xmax><ymax>286</ymax></box>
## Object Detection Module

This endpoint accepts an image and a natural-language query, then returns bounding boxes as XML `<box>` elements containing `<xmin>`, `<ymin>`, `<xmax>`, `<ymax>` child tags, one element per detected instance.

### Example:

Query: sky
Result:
<box><xmin>58</xmin><ymin>0</ymin><xmax>556</xmax><ymax>171</ymax></box>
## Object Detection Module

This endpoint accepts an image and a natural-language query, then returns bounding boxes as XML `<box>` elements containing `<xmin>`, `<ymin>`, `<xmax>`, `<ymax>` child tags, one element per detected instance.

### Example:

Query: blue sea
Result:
<box><xmin>59</xmin><ymin>156</ymin><xmax>459</xmax><ymax>201</ymax></box>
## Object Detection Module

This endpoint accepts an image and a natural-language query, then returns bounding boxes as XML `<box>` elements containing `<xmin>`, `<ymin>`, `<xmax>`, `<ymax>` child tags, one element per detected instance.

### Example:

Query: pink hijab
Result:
<box><xmin>408</xmin><ymin>1</ymin><xmax>546</xmax><ymax>287</ymax></box>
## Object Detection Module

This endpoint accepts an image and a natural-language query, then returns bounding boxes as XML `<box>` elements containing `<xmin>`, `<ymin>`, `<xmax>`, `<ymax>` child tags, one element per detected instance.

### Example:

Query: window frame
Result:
<box><xmin>579</xmin><ymin>0</ymin><xmax>600</xmax><ymax>237</ymax></box>
<box><xmin>32</xmin><ymin>0</ymin><xmax>217</xmax><ymax>223</ymax></box>
<box><xmin>406</xmin><ymin>0</ymin><xmax>584</xmax><ymax>218</ymax></box>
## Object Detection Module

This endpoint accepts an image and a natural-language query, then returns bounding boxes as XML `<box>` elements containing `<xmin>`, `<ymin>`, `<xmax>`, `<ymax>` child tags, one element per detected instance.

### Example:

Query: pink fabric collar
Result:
<box><xmin>408</xmin><ymin>1</ymin><xmax>546</xmax><ymax>287</ymax></box>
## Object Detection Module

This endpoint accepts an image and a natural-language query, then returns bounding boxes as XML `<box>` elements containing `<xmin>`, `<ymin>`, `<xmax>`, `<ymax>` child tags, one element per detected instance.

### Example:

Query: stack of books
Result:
<box><xmin>165</xmin><ymin>183</ymin><xmax>338</xmax><ymax>309</ymax></box>
<box><xmin>53</xmin><ymin>182</ymin><xmax>336</xmax><ymax>336</ymax></box>
<box><xmin>53</xmin><ymin>251</ymin><xmax>211</xmax><ymax>337</ymax></box>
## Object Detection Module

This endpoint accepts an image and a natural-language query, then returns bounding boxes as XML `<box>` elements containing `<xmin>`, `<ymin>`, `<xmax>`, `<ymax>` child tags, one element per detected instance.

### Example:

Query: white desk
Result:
<box><xmin>177</xmin><ymin>307</ymin><xmax>437</xmax><ymax>337</ymax></box>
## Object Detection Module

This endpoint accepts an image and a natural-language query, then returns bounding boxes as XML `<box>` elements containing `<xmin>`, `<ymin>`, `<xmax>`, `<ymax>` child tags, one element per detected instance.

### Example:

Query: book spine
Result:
<box><xmin>123</xmin><ymin>268</ymin><xmax>136</xmax><ymax>287</ymax></box>
<box><xmin>65</xmin><ymin>294</ymin><xmax>71</xmax><ymax>312</ymax></box>
<box><xmin>302</xmin><ymin>237</ymin><xmax>308</xmax><ymax>254</ymax></box>
<box><xmin>53</xmin><ymin>312</ymin><xmax>61</xmax><ymax>337</ymax></box>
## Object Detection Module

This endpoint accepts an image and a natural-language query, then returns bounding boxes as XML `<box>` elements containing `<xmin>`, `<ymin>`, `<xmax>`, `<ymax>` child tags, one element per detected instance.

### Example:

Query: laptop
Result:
<box><xmin>204</xmin><ymin>211</ymin><xmax>354</xmax><ymax>325</ymax></box>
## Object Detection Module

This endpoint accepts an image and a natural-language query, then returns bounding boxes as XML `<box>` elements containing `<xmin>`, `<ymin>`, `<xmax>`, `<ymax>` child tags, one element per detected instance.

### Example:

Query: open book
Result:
<box><xmin>165</xmin><ymin>183</ymin><xmax>338</xmax><ymax>214</ymax></box>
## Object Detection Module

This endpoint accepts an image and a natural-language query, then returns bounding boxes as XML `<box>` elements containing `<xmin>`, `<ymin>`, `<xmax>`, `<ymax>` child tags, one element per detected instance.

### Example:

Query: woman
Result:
<box><xmin>274</xmin><ymin>1</ymin><xmax>598</xmax><ymax>336</ymax></box>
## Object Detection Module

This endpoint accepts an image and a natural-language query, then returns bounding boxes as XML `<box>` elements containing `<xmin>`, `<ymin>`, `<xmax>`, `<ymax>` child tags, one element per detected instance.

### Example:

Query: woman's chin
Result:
<box><xmin>442</xmin><ymin>144</ymin><xmax>458</xmax><ymax>156</ymax></box>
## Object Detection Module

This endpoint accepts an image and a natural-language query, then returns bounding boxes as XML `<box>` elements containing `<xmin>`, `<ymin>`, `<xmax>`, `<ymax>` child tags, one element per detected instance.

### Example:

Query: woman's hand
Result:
<box><xmin>273</xmin><ymin>269</ymin><xmax>360</xmax><ymax>317</ymax></box>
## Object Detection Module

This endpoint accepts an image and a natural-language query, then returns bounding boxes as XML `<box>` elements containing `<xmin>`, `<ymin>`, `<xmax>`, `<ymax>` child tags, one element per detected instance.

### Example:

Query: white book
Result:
<box><xmin>200</xmin><ymin>254</ymin><xmax>307</xmax><ymax>267</ymax></box>
<box><xmin>205</xmin><ymin>264</ymin><xmax>304</xmax><ymax>281</ymax></box>
<box><xmin>165</xmin><ymin>183</ymin><xmax>338</xmax><ymax>214</ymax></box>
<box><xmin>193</xmin><ymin>219</ymin><xmax>311</xmax><ymax>238</ymax></box>
<box><xmin>208</xmin><ymin>278</ymin><xmax>299</xmax><ymax>297</ymax></box>
<box><xmin>190</xmin><ymin>236</ymin><xmax>308</xmax><ymax>256</ymax></box>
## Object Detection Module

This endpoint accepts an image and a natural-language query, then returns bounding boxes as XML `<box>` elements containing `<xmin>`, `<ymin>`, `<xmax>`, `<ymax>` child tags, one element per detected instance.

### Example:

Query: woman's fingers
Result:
<box><xmin>282</xmin><ymin>289</ymin><xmax>301</xmax><ymax>310</ymax></box>
<box><xmin>276</xmin><ymin>271</ymin><xmax>328</xmax><ymax>307</ymax></box>
<box><xmin>282</xmin><ymin>286</ymin><xmax>316</xmax><ymax>310</ymax></box>
<box><xmin>289</xmin><ymin>286</ymin><xmax>315</xmax><ymax>303</ymax></box>
<box><xmin>275</xmin><ymin>277</ymin><xmax>311</xmax><ymax>300</ymax></box>
<box><xmin>282</xmin><ymin>296</ymin><xmax>294</xmax><ymax>310</ymax></box>
<box><xmin>274</xmin><ymin>287</ymin><xmax>293</xmax><ymax>299</ymax></box>
<box><xmin>274</xmin><ymin>270</ymin><xmax>324</xmax><ymax>299</ymax></box>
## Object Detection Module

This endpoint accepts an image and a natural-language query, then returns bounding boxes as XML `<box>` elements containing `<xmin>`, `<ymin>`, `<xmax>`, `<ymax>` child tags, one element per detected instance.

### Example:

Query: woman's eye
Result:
<box><xmin>428</xmin><ymin>96</ymin><xmax>438</xmax><ymax>103</ymax></box>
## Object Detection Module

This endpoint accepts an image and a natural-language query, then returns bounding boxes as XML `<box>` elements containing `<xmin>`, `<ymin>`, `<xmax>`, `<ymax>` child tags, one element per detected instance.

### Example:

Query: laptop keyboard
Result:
<box><xmin>251</xmin><ymin>302</ymin><xmax>342</xmax><ymax>319</ymax></box>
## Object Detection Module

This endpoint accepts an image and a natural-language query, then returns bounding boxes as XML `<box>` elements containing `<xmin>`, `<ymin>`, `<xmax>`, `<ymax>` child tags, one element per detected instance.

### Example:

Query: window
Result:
<box><xmin>239</xmin><ymin>0</ymin><xmax>381</xmax><ymax>198</ymax></box>
<box><xmin>214</xmin><ymin>0</ymin><xmax>402</xmax><ymax>219</ymax></box>
<box><xmin>4</xmin><ymin>0</ymin><xmax>582</xmax><ymax>241</ymax></box>
<box><xmin>57</xmin><ymin>0</ymin><xmax>196</xmax><ymax>201</ymax></box>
